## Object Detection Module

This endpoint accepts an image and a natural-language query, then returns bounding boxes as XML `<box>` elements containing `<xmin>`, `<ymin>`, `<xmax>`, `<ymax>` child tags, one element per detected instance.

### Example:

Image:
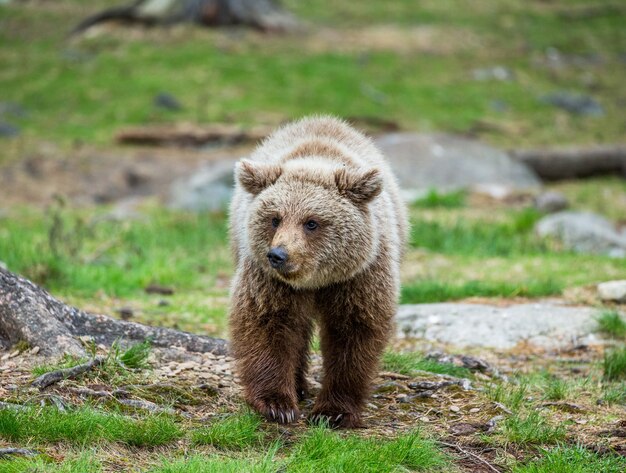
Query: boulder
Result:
<box><xmin>168</xmin><ymin>159</ymin><xmax>237</xmax><ymax>212</ymax></box>
<box><xmin>374</xmin><ymin>133</ymin><xmax>541</xmax><ymax>200</ymax></box>
<box><xmin>535</xmin><ymin>211</ymin><xmax>626</xmax><ymax>257</ymax></box>
<box><xmin>396</xmin><ymin>301</ymin><xmax>605</xmax><ymax>350</ymax></box>
<box><xmin>534</xmin><ymin>191</ymin><xmax>569</xmax><ymax>213</ymax></box>
<box><xmin>597</xmin><ymin>280</ymin><xmax>626</xmax><ymax>303</ymax></box>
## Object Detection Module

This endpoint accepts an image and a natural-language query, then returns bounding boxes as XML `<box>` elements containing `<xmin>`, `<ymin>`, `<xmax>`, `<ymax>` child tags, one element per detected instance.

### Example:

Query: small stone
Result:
<box><xmin>118</xmin><ymin>307</ymin><xmax>134</xmax><ymax>320</ymax></box>
<box><xmin>469</xmin><ymin>407</ymin><xmax>480</xmax><ymax>413</ymax></box>
<box><xmin>541</xmin><ymin>91</ymin><xmax>604</xmax><ymax>116</ymax></box>
<box><xmin>29</xmin><ymin>346</ymin><xmax>40</xmax><ymax>355</ymax></box>
<box><xmin>449</xmin><ymin>405</ymin><xmax>461</xmax><ymax>413</ymax></box>
<box><xmin>419</xmin><ymin>416</ymin><xmax>430</xmax><ymax>422</ymax></box>
<box><xmin>535</xmin><ymin>191</ymin><xmax>569</xmax><ymax>213</ymax></box>
<box><xmin>145</xmin><ymin>284</ymin><xmax>175</xmax><ymax>296</ymax></box>
<box><xmin>177</xmin><ymin>361</ymin><xmax>197</xmax><ymax>371</ymax></box>
<box><xmin>0</xmin><ymin>353</ymin><xmax>10</xmax><ymax>361</ymax></box>
<box><xmin>535</xmin><ymin>211</ymin><xmax>626</xmax><ymax>257</ymax></box>
<box><xmin>154</xmin><ymin>93</ymin><xmax>182</xmax><ymax>111</ymax></box>
<box><xmin>597</xmin><ymin>280</ymin><xmax>626</xmax><ymax>302</ymax></box>
<box><xmin>0</xmin><ymin>122</ymin><xmax>20</xmax><ymax>137</ymax></box>
<box><xmin>472</xmin><ymin>66</ymin><xmax>514</xmax><ymax>81</ymax></box>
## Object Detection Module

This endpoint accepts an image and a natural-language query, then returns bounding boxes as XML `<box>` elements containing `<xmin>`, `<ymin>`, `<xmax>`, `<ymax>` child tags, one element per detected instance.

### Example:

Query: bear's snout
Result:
<box><xmin>267</xmin><ymin>247</ymin><xmax>288</xmax><ymax>269</ymax></box>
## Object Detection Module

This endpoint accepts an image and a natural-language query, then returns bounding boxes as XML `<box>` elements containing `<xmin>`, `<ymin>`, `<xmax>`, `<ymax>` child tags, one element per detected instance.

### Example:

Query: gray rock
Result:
<box><xmin>535</xmin><ymin>211</ymin><xmax>626</xmax><ymax>257</ymax></box>
<box><xmin>374</xmin><ymin>133</ymin><xmax>540</xmax><ymax>200</ymax></box>
<box><xmin>472</xmin><ymin>66</ymin><xmax>514</xmax><ymax>81</ymax></box>
<box><xmin>597</xmin><ymin>280</ymin><xmax>626</xmax><ymax>303</ymax></box>
<box><xmin>0</xmin><ymin>123</ymin><xmax>19</xmax><ymax>137</ymax></box>
<box><xmin>0</xmin><ymin>101</ymin><xmax>27</xmax><ymax>118</ymax></box>
<box><xmin>154</xmin><ymin>93</ymin><xmax>182</xmax><ymax>111</ymax></box>
<box><xmin>396</xmin><ymin>301</ymin><xmax>606</xmax><ymax>350</ymax></box>
<box><xmin>168</xmin><ymin>159</ymin><xmax>237</xmax><ymax>212</ymax></box>
<box><xmin>534</xmin><ymin>191</ymin><xmax>569</xmax><ymax>213</ymax></box>
<box><xmin>541</xmin><ymin>92</ymin><xmax>604</xmax><ymax>116</ymax></box>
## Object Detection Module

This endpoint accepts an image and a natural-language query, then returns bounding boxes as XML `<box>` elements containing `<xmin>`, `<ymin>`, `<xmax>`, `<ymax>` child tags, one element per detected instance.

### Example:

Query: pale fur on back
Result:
<box><xmin>230</xmin><ymin>116</ymin><xmax>408</xmax><ymax>285</ymax></box>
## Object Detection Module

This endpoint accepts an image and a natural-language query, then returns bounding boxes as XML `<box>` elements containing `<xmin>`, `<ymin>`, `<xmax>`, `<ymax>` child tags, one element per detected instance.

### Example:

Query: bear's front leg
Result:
<box><xmin>229</xmin><ymin>262</ymin><xmax>311</xmax><ymax>424</ymax></box>
<box><xmin>311</xmin><ymin>268</ymin><xmax>395</xmax><ymax>429</ymax></box>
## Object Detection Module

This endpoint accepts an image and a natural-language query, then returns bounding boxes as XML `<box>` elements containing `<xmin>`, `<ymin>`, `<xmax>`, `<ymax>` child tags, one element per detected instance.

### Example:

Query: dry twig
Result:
<box><xmin>32</xmin><ymin>356</ymin><xmax>105</xmax><ymax>389</ymax></box>
<box><xmin>0</xmin><ymin>448</ymin><xmax>38</xmax><ymax>458</ymax></box>
<box><xmin>439</xmin><ymin>441</ymin><xmax>501</xmax><ymax>473</ymax></box>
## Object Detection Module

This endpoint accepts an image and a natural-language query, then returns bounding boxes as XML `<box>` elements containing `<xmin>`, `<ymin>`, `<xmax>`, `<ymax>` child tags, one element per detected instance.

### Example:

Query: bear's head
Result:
<box><xmin>236</xmin><ymin>159</ymin><xmax>383</xmax><ymax>289</ymax></box>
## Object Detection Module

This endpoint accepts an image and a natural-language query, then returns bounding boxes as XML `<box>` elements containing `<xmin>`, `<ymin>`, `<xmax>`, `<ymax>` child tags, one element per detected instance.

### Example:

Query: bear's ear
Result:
<box><xmin>236</xmin><ymin>160</ymin><xmax>282</xmax><ymax>195</ymax></box>
<box><xmin>335</xmin><ymin>167</ymin><xmax>383</xmax><ymax>205</ymax></box>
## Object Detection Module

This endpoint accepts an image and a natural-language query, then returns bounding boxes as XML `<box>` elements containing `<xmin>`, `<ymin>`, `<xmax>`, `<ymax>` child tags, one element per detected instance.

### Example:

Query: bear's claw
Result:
<box><xmin>251</xmin><ymin>398</ymin><xmax>300</xmax><ymax>424</ymax></box>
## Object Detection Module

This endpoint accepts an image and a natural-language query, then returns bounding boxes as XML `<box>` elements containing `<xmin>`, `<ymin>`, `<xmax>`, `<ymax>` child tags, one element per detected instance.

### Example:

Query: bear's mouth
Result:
<box><xmin>271</xmin><ymin>263</ymin><xmax>300</xmax><ymax>280</ymax></box>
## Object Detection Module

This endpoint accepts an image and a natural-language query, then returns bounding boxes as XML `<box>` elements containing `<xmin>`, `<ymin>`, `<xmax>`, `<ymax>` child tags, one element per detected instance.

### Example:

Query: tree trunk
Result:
<box><xmin>0</xmin><ymin>267</ymin><xmax>228</xmax><ymax>358</ymax></box>
<box><xmin>510</xmin><ymin>145</ymin><xmax>626</xmax><ymax>180</ymax></box>
<box><xmin>72</xmin><ymin>0</ymin><xmax>299</xmax><ymax>35</ymax></box>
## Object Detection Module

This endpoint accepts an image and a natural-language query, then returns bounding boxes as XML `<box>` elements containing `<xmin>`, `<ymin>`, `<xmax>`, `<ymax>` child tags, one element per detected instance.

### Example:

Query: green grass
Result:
<box><xmin>149</xmin><ymin>451</ymin><xmax>279</xmax><ymax>473</ymax></box>
<box><xmin>596</xmin><ymin>310</ymin><xmax>626</xmax><ymax>339</ymax></box>
<box><xmin>401</xmin><ymin>279</ymin><xmax>562</xmax><ymax>303</ymax></box>
<box><xmin>31</xmin><ymin>354</ymin><xmax>87</xmax><ymax>377</ymax></box>
<box><xmin>602</xmin><ymin>382</ymin><xmax>626</xmax><ymax>405</ymax></box>
<box><xmin>487</xmin><ymin>382</ymin><xmax>529</xmax><ymax>412</ymax></box>
<box><xmin>119</xmin><ymin>339</ymin><xmax>152</xmax><ymax>369</ymax></box>
<box><xmin>413</xmin><ymin>190</ymin><xmax>466</xmax><ymax>209</ymax></box>
<box><xmin>0</xmin><ymin>207</ymin><xmax>229</xmax><ymax>298</ymax></box>
<box><xmin>512</xmin><ymin>445</ymin><xmax>626</xmax><ymax>473</ymax></box>
<box><xmin>1</xmin><ymin>0</ymin><xmax>625</xmax><ymax>154</ymax></box>
<box><xmin>542</xmin><ymin>377</ymin><xmax>569</xmax><ymax>401</ymax></box>
<box><xmin>31</xmin><ymin>340</ymin><xmax>152</xmax><ymax>384</ymax></box>
<box><xmin>0</xmin><ymin>453</ymin><xmax>102</xmax><ymax>473</ymax></box>
<box><xmin>191</xmin><ymin>412</ymin><xmax>264</xmax><ymax>450</ymax></box>
<box><xmin>0</xmin><ymin>406</ymin><xmax>182</xmax><ymax>447</ymax></box>
<box><xmin>501</xmin><ymin>411</ymin><xmax>566</xmax><ymax>446</ymax></box>
<box><xmin>382</xmin><ymin>351</ymin><xmax>471</xmax><ymax>378</ymax></box>
<box><xmin>410</xmin><ymin>209</ymin><xmax>545</xmax><ymax>257</ymax></box>
<box><xmin>603</xmin><ymin>346</ymin><xmax>626</xmax><ymax>381</ymax></box>
<box><xmin>286</xmin><ymin>427</ymin><xmax>448</xmax><ymax>472</ymax></box>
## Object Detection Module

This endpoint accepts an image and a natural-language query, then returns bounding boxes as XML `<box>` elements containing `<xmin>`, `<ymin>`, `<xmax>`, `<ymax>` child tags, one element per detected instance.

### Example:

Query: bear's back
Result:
<box><xmin>251</xmin><ymin>116</ymin><xmax>386</xmax><ymax>171</ymax></box>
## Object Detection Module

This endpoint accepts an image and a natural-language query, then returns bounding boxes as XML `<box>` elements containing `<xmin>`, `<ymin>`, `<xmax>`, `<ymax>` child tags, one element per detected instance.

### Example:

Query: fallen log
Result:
<box><xmin>0</xmin><ymin>267</ymin><xmax>228</xmax><ymax>358</ymax></box>
<box><xmin>72</xmin><ymin>0</ymin><xmax>299</xmax><ymax>35</ymax></box>
<box><xmin>116</xmin><ymin>123</ymin><xmax>271</xmax><ymax>147</ymax></box>
<box><xmin>510</xmin><ymin>145</ymin><xmax>626</xmax><ymax>180</ymax></box>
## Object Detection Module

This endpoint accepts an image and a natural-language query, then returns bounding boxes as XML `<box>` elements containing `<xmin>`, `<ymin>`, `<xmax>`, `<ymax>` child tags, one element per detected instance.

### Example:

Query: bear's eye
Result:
<box><xmin>271</xmin><ymin>217</ymin><xmax>281</xmax><ymax>228</ymax></box>
<box><xmin>304</xmin><ymin>220</ymin><xmax>319</xmax><ymax>231</ymax></box>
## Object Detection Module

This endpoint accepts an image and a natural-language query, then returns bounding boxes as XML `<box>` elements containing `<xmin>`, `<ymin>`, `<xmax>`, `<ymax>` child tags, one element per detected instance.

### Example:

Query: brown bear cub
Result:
<box><xmin>229</xmin><ymin>116</ymin><xmax>408</xmax><ymax>428</ymax></box>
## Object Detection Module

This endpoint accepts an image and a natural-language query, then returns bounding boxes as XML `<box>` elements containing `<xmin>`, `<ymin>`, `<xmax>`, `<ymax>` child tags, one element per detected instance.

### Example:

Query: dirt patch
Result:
<box><xmin>304</xmin><ymin>25</ymin><xmax>483</xmax><ymax>55</ymax></box>
<box><xmin>0</xmin><ymin>143</ymin><xmax>250</xmax><ymax>207</ymax></box>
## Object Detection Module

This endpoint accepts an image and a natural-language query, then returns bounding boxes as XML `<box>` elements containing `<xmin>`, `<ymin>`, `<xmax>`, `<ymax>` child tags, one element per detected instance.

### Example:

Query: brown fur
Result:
<box><xmin>228</xmin><ymin>116</ymin><xmax>407</xmax><ymax>428</ymax></box>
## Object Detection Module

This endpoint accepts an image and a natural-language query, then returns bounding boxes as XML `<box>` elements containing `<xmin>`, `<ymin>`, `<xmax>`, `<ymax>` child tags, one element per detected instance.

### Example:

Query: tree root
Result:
<box><xmin>0</xmin><ymin>267</ymin><xmax>228</xmax><ymax>359</ymax></box>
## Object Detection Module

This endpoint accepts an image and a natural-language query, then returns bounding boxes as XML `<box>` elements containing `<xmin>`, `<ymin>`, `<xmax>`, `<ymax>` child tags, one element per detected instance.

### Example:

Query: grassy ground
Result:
<box><xmin>1</xmin><ymin>179</ymin><xmax>624</xmax><ymax>338</ymax></box>
<box><xmin>1</xmin><ymin>181</ymin><xmax>625</xmax><ymax>471</ymax></box>
<box><xmin>1</xmin><ymin>334</ymin><xmax>625</xmax><ymax>472</ymax></box>
<box><xmin>1</xmin><ymin>0</ymin><xmax>626</xmax><ymax>471</ymax></box>
<box><xmin>0</xmin><ymin>0</ymin><xmax>625</xmax><ymax>159</ymax></box>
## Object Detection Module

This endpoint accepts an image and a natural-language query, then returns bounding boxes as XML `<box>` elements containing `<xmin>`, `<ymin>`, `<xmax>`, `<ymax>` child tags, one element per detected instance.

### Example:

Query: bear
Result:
<box><xmin>228</xmin><ymin>116</ymin><xmax>408</xmax><ymax>428</ymax></box>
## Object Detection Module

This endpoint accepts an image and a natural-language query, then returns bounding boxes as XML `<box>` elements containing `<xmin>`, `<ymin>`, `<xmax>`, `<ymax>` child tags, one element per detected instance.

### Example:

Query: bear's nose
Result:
<box><xmin>267</xmin><ymin>247</ymin><xmax>288</xmax><ymax>269</ymax></box>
